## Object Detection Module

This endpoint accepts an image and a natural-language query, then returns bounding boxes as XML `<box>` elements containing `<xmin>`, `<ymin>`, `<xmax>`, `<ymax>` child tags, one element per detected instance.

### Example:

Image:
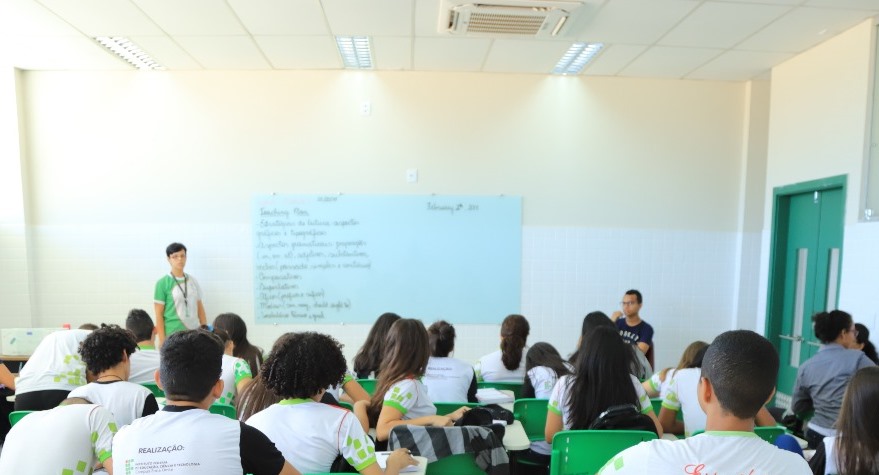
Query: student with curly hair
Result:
<box><xmin>213</xmin><ymin>312</ymin><xmax>264</xmax><ymax>376</ymax></box>
<box><xmin>113</xmin><ymin>330</ymin><xmax>299</xmax><ymax>475</ymax></box>
<box><xmin>362</xmin><ymin>319</ymin><xmax>469</xmax><ymax>442</ymax></box>
<box><xmin>246</xmin><ymin>332</ymin><xmax>415</xmax><ymax>475</ymax></box>
<box><xmin>69</xmin><ymin>324</ymin><xmax>159</xmax><ymax>427</ymax></box>
<box><xmin>792</xmin><ymin>310</ymin><xmax>875</xmax><ymax>449</ymax></box>
<box><xmin>475</xmin><ymin>314</ymin><xmax>530</xmax><ymax>382</ymax></box>
<box><xmin>422</xmin><ymin>320</ymin><xmax>477</xmax><ymax>403</ymax></box>
<box><xmin>353</xmin><ymin>312</ymin><xmax>402</xmax><ymax>379</ymax></box>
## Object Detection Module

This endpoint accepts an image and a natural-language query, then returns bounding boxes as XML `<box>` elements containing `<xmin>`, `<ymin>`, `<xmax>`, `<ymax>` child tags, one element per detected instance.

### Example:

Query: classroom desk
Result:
<box><xmin>502</xmin><ymin>420</ymin><xmax>530</xmax><ymax>451</ymax></box>
<box><xmin>377</xmin><ymin>453</ymin><xmax>428</xmax><ymax>475</ymax></box>
<box><xmin>1</xmin><ymin>355</ymin><xmax>29</xmax><ymax>374</ymax></box>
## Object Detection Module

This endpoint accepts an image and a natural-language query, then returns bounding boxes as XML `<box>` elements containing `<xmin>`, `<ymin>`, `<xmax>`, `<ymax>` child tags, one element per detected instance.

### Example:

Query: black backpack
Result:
<box><xmin>588</xmin><ymin>404</ymin><xmax>658</xmax><ymax>435</ymax></box>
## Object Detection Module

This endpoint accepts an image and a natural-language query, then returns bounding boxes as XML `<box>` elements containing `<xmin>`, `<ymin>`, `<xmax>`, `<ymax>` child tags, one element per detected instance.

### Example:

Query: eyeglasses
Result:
<box><xmin>169</xmin><ymin>255</ymin><xmax>187</xmax><ymax>260</ymax></box>
<box><xmin>620</xmin><ymin>301</ymin><xmax>638</xmax><ymax>307</ymax></box>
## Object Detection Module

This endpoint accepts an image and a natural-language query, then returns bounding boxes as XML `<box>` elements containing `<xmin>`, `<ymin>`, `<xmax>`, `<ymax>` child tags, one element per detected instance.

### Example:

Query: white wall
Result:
<box><xmin>759</xmin><ymin>19</ymin><xmax>879</xmax><ymax>338</ymax></box>
<box><xmin>4</xmin><ymin>70</ymin><xmax>756</xmax><ymax>369</ymax></box>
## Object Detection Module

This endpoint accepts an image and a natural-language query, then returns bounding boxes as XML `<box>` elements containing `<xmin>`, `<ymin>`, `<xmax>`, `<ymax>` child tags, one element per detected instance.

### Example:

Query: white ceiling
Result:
<box><xmin>0</xmin><ymin>0</ymin><xmax>877</xmax><ymax>81</ymax></box>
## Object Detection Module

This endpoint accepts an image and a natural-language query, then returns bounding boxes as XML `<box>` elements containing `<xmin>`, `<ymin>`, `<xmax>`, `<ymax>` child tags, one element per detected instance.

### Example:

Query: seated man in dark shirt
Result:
<box><xmin>611</xmin><ymin>289</ymin><xmax>654</xmax><ymax>354</ymax></box>
<box><xmin>112</xmin><ymin>329</ymin><xmax>300</xmax><ymax>475</ymax></box>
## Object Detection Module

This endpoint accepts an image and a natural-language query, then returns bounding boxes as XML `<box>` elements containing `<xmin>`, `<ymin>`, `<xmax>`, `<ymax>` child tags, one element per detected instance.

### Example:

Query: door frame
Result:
<box><xmin>765</xmin><ymin>174</ymin><xmax>847</xmax><ymax>398</ymax></box>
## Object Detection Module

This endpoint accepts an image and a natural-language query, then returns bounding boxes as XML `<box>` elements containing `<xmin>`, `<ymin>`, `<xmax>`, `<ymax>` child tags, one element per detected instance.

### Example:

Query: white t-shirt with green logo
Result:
<box><xmin>597</xmin><ymin>432</ymin><xmax>811</xmax><ymax>474</ymax></box>
<box><xmin>246</xmin><ymin>398</ymin><xmax>377</xmax><ymax>474</ymax></box>
<box><xmin>383</xmin><ymin>378</ymin><xmax>436</xmax><ymax>420</ymax></box>
<box><xmin>217</xmin><ymin>354</ymin><xmax>252</xmax><ymax>406</ymax></box>
<box><xmin>16</xmin><ymin>329</ymin><xmax>90</xmax><ymax>395</ymax></box>
<box><xmin>0</xmin><ymin>403</ymin><xmax>115</xmax><ymax>473</ymax></box>
<box><xmin>661</xmin><ymin>367</ymin><xmax>705</xmax><ymax>437</ymax></box>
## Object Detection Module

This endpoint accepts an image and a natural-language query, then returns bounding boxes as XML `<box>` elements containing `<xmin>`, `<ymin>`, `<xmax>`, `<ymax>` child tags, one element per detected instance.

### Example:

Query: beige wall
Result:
<box><xmin>21</xmin><ymin>71</ymin><xmax>746</xmax><ymax>230</ymax></box>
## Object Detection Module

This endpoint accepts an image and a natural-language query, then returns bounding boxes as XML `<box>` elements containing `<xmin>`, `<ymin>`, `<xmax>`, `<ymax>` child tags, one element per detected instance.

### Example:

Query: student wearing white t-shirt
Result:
<box><xmin>474</xmin><ymin>314</ymin><xmax>530</xmax><ymax>382</ymax></box>
<box><xmin>546</xmin><ymin>326</ymin><xmax>661</xmax><ymax>445</ymax></box>
<box><xmin>247</xmin><ymin>332</ymin><xmax>415</xmax><ymax>475</ymax></box>
<box><xmin>14</xmin><ymin>328</ymin><xmax>91</xmax><ymax>411</ymax></box>
<box><xmin>68</xmin><ymin>324</ymin><xmax>159</xmax><ymax>427</ymax></box>
<box><xmin>213</xmin><ymin>328</ymin><xmax>253</xmax><ymax>406</ymax></box>
<box><xmin>126</xmin><ymin>308</ymin><xmax>162</xmax><ymax>384</ymax></box>
<box><xmin>0</xmin><ymin>398</ymin><xmax>116</xmax><ymax>474</ymax></box>
<box><xmin>598</xmin><ymin>330</ymin><xmax>811</xmax><ymax>475</ymax></box>
<box><xmin>112</xmin><ymin>330</ymin><xmax>299</xmax><ymax>475</ymax></box>
<box><xmin>422</xmin><ymin>320</ymin><xmax>477</xmax><ymax>403</ymax></box>
<box><xmin>515</xmin><ymin>342</ymin><xmax>574</xmax><ymax>466</ymax></box>
<box><xmin>359</xmin><ymin>319</ymin><xmax>469</xmax><ymax>442</ymax></box>
<box><xmin>642</xmin><ymin>340</ymin><xmax>708</xmax><ymax>399</ymax></box>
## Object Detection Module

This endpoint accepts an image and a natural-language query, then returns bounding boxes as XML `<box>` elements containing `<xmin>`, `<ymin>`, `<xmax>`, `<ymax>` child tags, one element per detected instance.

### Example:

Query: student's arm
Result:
<box><xmin>790</xmin><ymin>371</ymin><xmax>813</xmax><ymax>417</ymax></box>
<box><xmin>0</xmin><ymin>363</ymin><xmax>15</xmax><ymax>389</ymax></box>
<box><xmin>236</xmin><ymin>376</ymin><xmax>253</xmax><ymax>394</ymax></box>
<box><xmin>645</xmin><ymin>408</ymin><xmax>663</xmax><ymax>437</ymax></box>
<box><xmin>102</xmin><ymin>457</ymin><xmax>114</xmax><ymax>475</ymax></box>
<box><xmin>375</xmin><ymin>405</ymin><xmax>452</xmax><ymax>441</ymax></box>
<box><xmin>197</xmin><ymin>300</ymin><xmax>207</xmax><ymax>327</ymax></box>
<box><xmin>545</xmin><ymin>408</ymin><xmax>563</xmax><ymax>443</ymax></box>
<box><xmin>610</xmin><ymin>311</ymin><xmax>623</xmax><ymax>322</ymax></box>
<box><xmin>342</xmin><ymin>379</ymin><xmax>370</xmax><ymax>403</ymax></box>
<box><xmin>658</xmin><ymin>407</ymin><xmax>683</xmax><ymax>435</ymax></box>
<box><xmin>358</xmin><ymin>449</ymin><xmax>416</xmax><ymax>475</ymax></box>
<box><xmin>636</xmin><ymin>342</ymin><xmax>650</xmax><ymax>354</ymax></box>
<box><xmin>755</xmin><ymin>406</ymin><xmax>776</xmax><ymax>427</ymax></box>
<box><xmin>154</xmin><ymin>303</ymin><xmax>166</xmax><ymax>348</ymax></box>
<box><xmin>641</xmin><ymin>379</ymin><xmax>658</xmax><ymax>398</ymax></box>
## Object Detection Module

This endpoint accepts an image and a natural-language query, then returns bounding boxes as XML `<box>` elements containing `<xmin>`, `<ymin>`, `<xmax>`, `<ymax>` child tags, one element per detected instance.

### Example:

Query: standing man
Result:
<box><xmin>611</xmin><ymin>289</ymin><xmax>654</xmax><ymax>355</ymax></box>
<box><xmin>154</xmin><ymin>242</ymin><xmax>207</xmax><ymax>348</ymax></box>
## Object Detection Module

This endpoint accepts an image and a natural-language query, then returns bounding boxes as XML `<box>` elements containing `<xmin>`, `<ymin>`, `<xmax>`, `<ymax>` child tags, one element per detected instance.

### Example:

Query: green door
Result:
<box><xmin>766</xmin><ymin>177</ymin><xmax>845</xmax><ymax>399</ymax></box>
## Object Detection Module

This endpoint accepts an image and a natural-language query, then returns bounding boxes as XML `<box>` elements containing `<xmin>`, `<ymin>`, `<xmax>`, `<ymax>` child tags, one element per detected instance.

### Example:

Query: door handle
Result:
<box><xmin>779</xmin><ymin>334</ymin><xmax>803</xmax><ymax>342</ymax></box>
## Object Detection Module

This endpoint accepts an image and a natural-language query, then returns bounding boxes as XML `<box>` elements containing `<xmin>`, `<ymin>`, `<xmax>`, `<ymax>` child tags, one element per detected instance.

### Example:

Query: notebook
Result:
<box><xmin>376</xmin><ymin>451</ymin><xmax>421</xmax><ymax>473</ymax></box>
<box><xmin>475</xmin><ymin>388</ymin><xmax>514</xmax><ymax>404</ymax></box>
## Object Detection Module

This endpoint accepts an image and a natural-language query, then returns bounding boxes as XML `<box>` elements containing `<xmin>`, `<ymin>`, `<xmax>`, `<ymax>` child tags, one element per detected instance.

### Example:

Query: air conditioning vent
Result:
<box><xmin>441</xmin><ymin>1</ymin><xmax>586</xmax><ymax>38</ymax></box>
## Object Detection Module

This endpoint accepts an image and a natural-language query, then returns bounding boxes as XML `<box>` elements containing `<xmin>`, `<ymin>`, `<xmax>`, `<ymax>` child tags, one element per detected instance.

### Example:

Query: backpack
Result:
<box><xmin>588</xmin><ymin>404</ymin><xmax>658</xmax><ymax>435</ymax></box>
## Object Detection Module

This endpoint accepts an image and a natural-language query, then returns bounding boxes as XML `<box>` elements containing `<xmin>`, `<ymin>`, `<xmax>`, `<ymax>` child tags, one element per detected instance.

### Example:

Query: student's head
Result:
<box><xmin>621</xmin><ymin>289</ymin><xmax>643</xmax><ymax>317</ymax></box>
<box><xmin>262</xmin><ymin>332</ymin><xmax>346</xmax><ymax>399</ymax></box>
<box><xmin>500</xmin><ymin>314</ymin><xmax>530</xmax><ymax>371</ymax></box>
<box><xmin>700</xmin><ymin>330</ymin><xmax>778</xmax><ymax>419</ymax></box>
<box><xmin>353</xmin><ymin>312</ymin><xmax>401</xmax><ymax>375</ymax></box>
<box><xmin>213</xmin><ymin>313</ymin><xmax>262</xmax><ymax>372</ymax></box>
<box><xmin>523</xmin><ymin>342</ymin><xmax>571</xmax><ymax>398</ymax></box>
<box><xmin>213</xmin><ymin>328</ymin><xmax>233</xmax><ymax>354</ymax></box>
<box><xmin>427</xmin><ymin>320</ymin><xmax>456</xmax><ymax>357</ymax></box>
<box><xmin>676</xmin><ymin>341</ymin><xmax>710</xmax><ymax>370</ymax></box>
<box><xmin>159</xmin><ymin>330</ymin><xmax>224</xmax><ymax>402</ymax></box>
<box><xmin>812</xmin><ymin>310</ymin><xmax>855</xmax><ymax>345</ymax></box>
<box><xmin>569</xmin><ymin>311</ymin><xmax>615</xmax><ymax>365</ymax></box>
<box><xmin>568</xmin><ymin>326</ymin><xmax>639</xmax><ymax>429</ymax></box>
<box><xmin>367</xmin><ymin>318</ymin><xmax>429</xmax><ymax>424</ymax></box>
<box><xmin>165</xmin><ymin>242</ymin><xmax>187</xmax><ymax>258</ymax></box>
<box><xmin>78</xmin><ymin>324</ymin><xmax>137</xmax><ymax>376</ymax></box>
<box><xmin>125</xmin><ymin>308</ymin><xmax>155</xmax><ymax>342</ymax></box>
<box><xmin>835</xmin><ymin>366</ymin><xmax>879</xmax><ymax>475</ymax></box>
<box><xmin>855</xmin><ymin>323</ymin><xmax>870</xmax><ymax>348</ymax></box>
<box><xmin>78</xmin><ymin>323</ymin><xmax>98</xmax><ymax>331</ymax></box>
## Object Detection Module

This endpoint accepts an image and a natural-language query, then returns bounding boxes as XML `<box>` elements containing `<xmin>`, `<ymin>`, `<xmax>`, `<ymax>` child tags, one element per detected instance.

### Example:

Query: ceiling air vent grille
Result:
<box><xmin>443</xmin><ymin>1</ymin><xmax>585</xmax><ymax>38</ymax></box>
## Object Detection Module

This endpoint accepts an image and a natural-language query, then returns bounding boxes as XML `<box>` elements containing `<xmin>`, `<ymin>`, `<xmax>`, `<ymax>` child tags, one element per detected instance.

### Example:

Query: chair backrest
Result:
<box><xmin>477</xmin><ymin>381</ymin><xmax>523</xmax><ymax>399</ymax></box>
<box><xmin>356</xmin><ymin>378</ymin><xmax>377</xmax><ymax>395</ymax></box>
<box><xmin>426</xmin><ymin>453</ymin><xmax>486</xmax><ymax>475</ymax></box>
<box><xmin>513</xmin><ymin>398</ymin><xmax>549</xmax><ymax>441</ymax></box>
<box><xmin>754</xmin><ymin>426</ymin><xmax>786</xmax><ymax>443</ymax></box>
<box><xmin>209</xmin><ymin>403</ymin><xmax>236</xmax><ymax>419</ymax></box>
<box><xmin>140</xmin><ymin>381</ymin><xmax>165</xmax><ymax>398</ymax></box>
<box><xmin>549</xmin><ymin>430</ymin><xmax>657</xmax><ymax>475</ymax></box>
<box><xmin>434</xmin><ymin>401</ymin><xmax>481</xmax><ymax>416</ymax></box>
<box><xmin>8</xmin><ymin>410</ymin><xmax>34</xmax><ymax>427</ymax></box>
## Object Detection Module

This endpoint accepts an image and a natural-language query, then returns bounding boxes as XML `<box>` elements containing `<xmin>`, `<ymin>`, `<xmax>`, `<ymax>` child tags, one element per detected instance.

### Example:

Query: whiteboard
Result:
<box><xmin>252</xmin><ymin>194</ymin><xmax>522</xmax><ymax>324</ymax></box>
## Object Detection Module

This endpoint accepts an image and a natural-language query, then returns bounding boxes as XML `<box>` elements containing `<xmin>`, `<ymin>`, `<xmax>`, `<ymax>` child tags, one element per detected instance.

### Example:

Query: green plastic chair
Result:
<box><xmin>356</xmin><ymin>378</ymin><xmax>377</xmax><ymax>396</ymax></box>
<box><xmin>549</xmin><ymin>430</ymin><xmax>657</xmax><ymax>475</ymax></box>
<box><xmin>209</xmin><ymin>403</ymin><xmax>236</xmax><ymax>419</ymax></box>
<box><xmin>754</xmin><ymin>426</ymin><xmax>786</xmax><ymax>443</ymax></box>
<box><xmin>426</xmin><ymin>453</ymin><xmax>485</xmax><ymax>475</ymax></box>
<box><xmin>477</xmin><ymin>381</ymin><xmax>523</xmax><ymax>399</ymax></box>
<box><xmin>434</xmin><ymin>401</ymin><xmax>481</xmax><ymax>415</ymax></box>
<box><xmin>513</xmin><ymin>398</ymin><xmax>549</xmax><ymax>442</ymax></box>
<box><xmin>141</xmin><ymin>381</ymin><xmax>165</xmax><ymax>398</ymax></box>
<box><xmin>8</xmin><ymin>410</ymin><xmax>34</xmax><ymax>427</ymax></box>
